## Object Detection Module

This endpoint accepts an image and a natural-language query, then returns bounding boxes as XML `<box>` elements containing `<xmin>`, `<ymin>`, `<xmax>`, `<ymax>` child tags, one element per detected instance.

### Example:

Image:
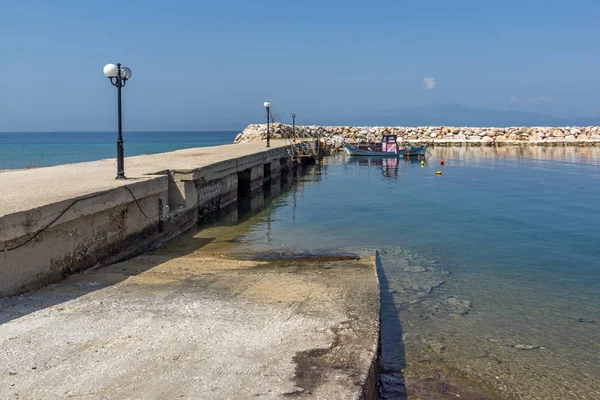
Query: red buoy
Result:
<box><xmin>440</xmin><ymin>160</ymin><xmax>445</xmax><ymax>166</ymax></box>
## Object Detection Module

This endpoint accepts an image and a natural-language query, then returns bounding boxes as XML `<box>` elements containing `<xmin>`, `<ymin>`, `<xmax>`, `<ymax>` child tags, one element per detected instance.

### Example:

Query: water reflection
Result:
<box><xmin>345</xmin><ymin>155</ymin><xmax>432</xmax><ymax>180</ymax></box>
<box><xmin>434</xmin><ymin>145</ymin><xmax>600</xmax><ymax>165</ymax></box>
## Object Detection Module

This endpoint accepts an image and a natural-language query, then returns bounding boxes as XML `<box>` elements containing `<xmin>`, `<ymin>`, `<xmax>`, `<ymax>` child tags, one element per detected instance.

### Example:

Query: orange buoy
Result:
<box><xmin>440</xmin><ymin>160</ymin><xmax>445</xmax><ymax>166</ymax></box>
<box><xmin>418</xmin><ymin>155</ymin><xmax>421</xmax><ymax>160</ymax></box>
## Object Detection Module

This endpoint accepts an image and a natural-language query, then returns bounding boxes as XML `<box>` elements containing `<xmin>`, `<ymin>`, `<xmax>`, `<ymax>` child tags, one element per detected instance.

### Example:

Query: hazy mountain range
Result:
<box><xmin>319</xmin><ymin>104</ymin><xmax>600</xmax><ymax>127</ymax></box>
<box><xmin>229</xmin><ymin>104</ymin><xmax>600</xmax><ymax>130</ymax></box>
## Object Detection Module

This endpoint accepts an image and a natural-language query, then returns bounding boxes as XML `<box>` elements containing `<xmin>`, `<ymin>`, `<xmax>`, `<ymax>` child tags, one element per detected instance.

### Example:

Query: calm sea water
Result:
<box><xmin>0</xmin><ymin>131</ymin><xmax>238</xmax><ymax>169</ymax></box>
<box><xmin>233</xmin><ymin>146</ymin><xmax>600</xmax><ymax>399</ymax></box>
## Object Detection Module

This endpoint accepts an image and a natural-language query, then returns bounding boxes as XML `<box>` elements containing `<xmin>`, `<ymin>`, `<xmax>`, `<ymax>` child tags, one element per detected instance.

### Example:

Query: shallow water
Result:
<box><xmin>232</xmin><ymin>146</ymin><xmax>600</xmax><ymax>399</ymax></box>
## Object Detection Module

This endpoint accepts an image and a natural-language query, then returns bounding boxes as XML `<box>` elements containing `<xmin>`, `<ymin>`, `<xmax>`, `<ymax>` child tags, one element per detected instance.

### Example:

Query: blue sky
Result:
<box><xmin>0</xmin><ymin>0</ymin><xmax>599</xmax><ymax>131</ymax></box>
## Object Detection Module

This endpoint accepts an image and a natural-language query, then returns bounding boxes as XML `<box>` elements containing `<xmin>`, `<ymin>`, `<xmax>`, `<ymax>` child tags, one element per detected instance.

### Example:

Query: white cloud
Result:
<box><xmin>423</xmin><ymin>77</ymin><xmax>436</xmax><ymax>90</ymax></box>
<box><xmin>510</xmin><ymin>95</ymin><xmax>520</xmax><ymax>103</ymax></box>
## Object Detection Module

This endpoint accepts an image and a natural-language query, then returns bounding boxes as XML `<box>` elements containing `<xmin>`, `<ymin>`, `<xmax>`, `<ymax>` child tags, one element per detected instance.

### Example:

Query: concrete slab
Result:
<box><xmin>0</xmin><ymin>141</ymin><xmax>294</xmax><ymax>217</ymax></box>
<box><xmin>0</xmin><ymin>226</ymin><xmax>380</xmax><ymax>399</ymax></box>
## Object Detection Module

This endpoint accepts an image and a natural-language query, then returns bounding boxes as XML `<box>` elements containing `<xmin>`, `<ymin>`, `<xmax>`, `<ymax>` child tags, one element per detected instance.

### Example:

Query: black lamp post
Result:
<box><xmin>103</xmin><ymin>63</ymin><xmax>132</xmax><ymax>180</ymax></box>
<box><xmin>292</xmin><ymin>113</ymin><xmax>296</xmax><ymax>142</ymax></box>
<box><xmin>264</xmin><ymin>101</ymin><xmax>271</xmax><ymax>148</ymax></box>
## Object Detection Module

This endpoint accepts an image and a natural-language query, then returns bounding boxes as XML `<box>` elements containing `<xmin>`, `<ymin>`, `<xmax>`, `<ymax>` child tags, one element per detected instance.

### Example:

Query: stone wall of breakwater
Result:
<box><xmin>235</xmin><ymin>124</ymin><xmax>600</xmax><ymax>151</ymax></box>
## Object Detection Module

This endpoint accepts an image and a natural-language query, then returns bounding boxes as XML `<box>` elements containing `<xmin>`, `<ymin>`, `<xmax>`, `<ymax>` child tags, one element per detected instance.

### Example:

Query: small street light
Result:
<box><xmin>264</xmin><ymin>101</ymin><xmax>271</xmax><ymax>148</ymax></box>
<box><xmin>292</xmin><ymin>113</ymin><xmax>296</xmax><ymax>143</ymax></box>
<box><xmin>103</xmin><ymin>63</ymin><xmax>132</xmax><ymax>179</ymax></box>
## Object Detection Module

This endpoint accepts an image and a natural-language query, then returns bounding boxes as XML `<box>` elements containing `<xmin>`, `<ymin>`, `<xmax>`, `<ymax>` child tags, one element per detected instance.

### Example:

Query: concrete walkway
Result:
<box><xmin>0</xmin><ymin>224</ymin><xmax>380</xmax><ymax>399</ymax></box>
<box><xmin>0</xmin><ymin>141</ymin><xmax>294</xmax><ymax>217</ymax></box>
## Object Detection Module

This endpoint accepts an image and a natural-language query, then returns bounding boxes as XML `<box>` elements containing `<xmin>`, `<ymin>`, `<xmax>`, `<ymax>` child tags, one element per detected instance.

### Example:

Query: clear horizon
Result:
<box><xmin>1</xmin><ymin>0</ymin><xmax>599</xmax><ymax>131</ymax></box>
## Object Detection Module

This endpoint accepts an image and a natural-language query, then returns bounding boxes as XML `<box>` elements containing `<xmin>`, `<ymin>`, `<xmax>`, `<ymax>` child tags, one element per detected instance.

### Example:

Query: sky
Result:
<box><xmin>0</xmin><ymin>0</ymin><xmax>599</xmax><ymax>131</ymax></box>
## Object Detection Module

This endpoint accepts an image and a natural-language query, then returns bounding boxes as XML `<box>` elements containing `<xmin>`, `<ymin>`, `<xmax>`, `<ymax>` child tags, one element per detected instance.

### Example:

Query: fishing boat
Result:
<box><xmin>343</xmin><ymin>133</ymin><xmax>428</xmax><ymax>158</ymax></box>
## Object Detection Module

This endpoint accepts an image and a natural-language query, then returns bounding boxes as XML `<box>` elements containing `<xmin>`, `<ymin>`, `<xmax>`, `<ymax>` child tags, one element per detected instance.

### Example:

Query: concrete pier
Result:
<box><xmin>0</xmin><ymin>142</ymin><xmax>381</xmax><ymax>399</ymax></box>
<box><xmin>0</xmin><ymin>142</ymin><xmax>301</xmax><ymax>297</ymax></box>
<box><xmin>0</xmin><ymin>230</ymin><xmax>380</xmax><ymax>399</ymax></box>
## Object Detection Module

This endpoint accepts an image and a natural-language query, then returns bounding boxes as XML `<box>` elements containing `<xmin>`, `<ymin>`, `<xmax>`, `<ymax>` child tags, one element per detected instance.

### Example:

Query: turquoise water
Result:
<box><xmin>0</xmin><ymin>131</ymin><xmax>238</xmax><ymax>169</ymax></box>
<box><xmin>236</xmin><ymin>147</ymin><xmax>600</xmax><ymax>399</ymax></box>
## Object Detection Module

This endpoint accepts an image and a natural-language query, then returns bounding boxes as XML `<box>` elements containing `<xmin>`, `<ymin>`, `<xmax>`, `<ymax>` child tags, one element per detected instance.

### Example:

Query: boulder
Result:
<box><xmin>445</xmin><ymin>297</ymin><xmax>472</xmax><ymax>316</ymax></box>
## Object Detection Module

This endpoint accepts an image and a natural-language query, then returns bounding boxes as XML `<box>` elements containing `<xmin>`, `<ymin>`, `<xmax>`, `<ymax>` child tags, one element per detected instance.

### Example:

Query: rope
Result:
<box><xmin>3</xmin><ymin>185</ymin><xmax>160</xmax><ymax>252</ymax></box>
<box><xmin>121</xmin><ymin>186</ymin><xmax>161</xmax><ymax>220</ymax></box>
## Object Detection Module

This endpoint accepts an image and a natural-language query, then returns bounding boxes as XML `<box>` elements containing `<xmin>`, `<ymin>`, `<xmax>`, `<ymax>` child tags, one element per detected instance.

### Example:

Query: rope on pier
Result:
<box><xmin>3</xmin><ymin>186</ymin><xmax>160</xmax><ymax>252</ymax></box>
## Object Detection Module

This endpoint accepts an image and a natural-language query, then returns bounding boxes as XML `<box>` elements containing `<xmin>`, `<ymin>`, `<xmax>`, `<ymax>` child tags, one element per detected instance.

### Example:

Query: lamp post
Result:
<box><xmin>264</xmin><ymin>101</ymin><xmax>271</xmax><ymax>148</ymax></box>
<box><xmin>103</xmin><ymin>63</ymin><xmax>132</xmax><ymax>180</ymax></box>
<box><xmin>292</xmin><ymin>113</ymin><xmax>296</xmax><ymax>143</ymax></box>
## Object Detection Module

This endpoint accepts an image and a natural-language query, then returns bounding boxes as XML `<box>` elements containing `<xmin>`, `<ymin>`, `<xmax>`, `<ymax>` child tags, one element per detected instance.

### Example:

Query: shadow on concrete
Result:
<box><xmin>0</xmin><ymin>235</ymin><xmax>216</xmax><ymax>326</ymax></box>
<box><xmin>0</xmin><ymin>167</ymin><xmax>313</xmax><ymax>326</ymax></box>
<box><xmin>376</xmin><ymin>250</ymin><xmax>408</xmax><ymax>399</ymax></box>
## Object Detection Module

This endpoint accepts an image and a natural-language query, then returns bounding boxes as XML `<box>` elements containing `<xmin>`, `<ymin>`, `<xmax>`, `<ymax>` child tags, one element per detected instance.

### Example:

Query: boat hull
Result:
<box><xmin>344</xmin><ymin>144</ymin><xmax>427</xmax><ymax>157</ymax></box>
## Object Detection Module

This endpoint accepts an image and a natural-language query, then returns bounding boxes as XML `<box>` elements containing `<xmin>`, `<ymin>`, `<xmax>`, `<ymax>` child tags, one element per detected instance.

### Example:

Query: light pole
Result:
<box><xmin>292</xmin><ymin>113</ymin><xmax>296</xmax><ymax>143</ymax></box>
<box><xmin>103</xmin><ymin>63</ymin><xmax>132</xmax><ymax>179</ymax></box>
<box><xmin>264</xmin><ymin>101</ymin><xmax>271</xmax><ymax>148</ymax></box>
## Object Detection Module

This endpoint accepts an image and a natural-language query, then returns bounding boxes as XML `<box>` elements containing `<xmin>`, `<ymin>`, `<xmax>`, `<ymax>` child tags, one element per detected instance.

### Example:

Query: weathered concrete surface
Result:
<box><xmin>0</xmin><ymin>141</ymin><xmax>303</xmax><ymax>297</ymax></box>
<box><xmin>0</xmin><ymin>225</ymin><xmax>380</xmax><ymax>399</ymax></box>
<box><xmin>0</xmin><ymin>141</ymin><xmax>295</xmax><ymax>217</ymax></box>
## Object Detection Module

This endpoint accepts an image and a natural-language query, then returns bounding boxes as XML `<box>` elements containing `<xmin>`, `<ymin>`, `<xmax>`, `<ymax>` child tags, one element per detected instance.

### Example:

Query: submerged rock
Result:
<box><xmin>513</xmin><ymin>344</ymin><xmax>541</xmax><ymax>350</ymax></box>
<box><xmin>445</xmin><ymin>297</ymin><xmax>472</xmax><ymax>316</ymax></box>
<box><xmin>575</xmin><ymin>317</ymin><xmax>597</xmax><ymax>324</ymax></box>
<box><xmin>403</xmin><ymin>266</ymin><xmax>426</xmax><ymax>273</ymax></box>
<box><xmin>423</xmin><ymin>338</ymin><xmax>446</xmax><ymax>353</ymax></box>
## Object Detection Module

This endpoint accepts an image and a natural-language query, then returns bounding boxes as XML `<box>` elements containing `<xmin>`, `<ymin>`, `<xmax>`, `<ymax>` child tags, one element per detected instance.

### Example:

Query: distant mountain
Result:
<box><xmin>321</xmin><ymin>104</ymin><xmax>600</xmax><ymax>127</ymax></box>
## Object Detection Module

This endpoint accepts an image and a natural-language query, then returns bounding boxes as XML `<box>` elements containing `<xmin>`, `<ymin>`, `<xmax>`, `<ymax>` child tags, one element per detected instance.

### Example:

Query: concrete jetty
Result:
<box><xmin>0</xmin><ymin>226</ymin><xmax>380</xmax><ymax>399</ymax></box>
<box><xmin>0</xmin><ymin>141</ymin><xmax>381</xmax><ymax>399</ymax></box>
<box><xmin>0</xmin><ymin>141</ymin><xmax>305</xmax><ymax>297</ymax></box>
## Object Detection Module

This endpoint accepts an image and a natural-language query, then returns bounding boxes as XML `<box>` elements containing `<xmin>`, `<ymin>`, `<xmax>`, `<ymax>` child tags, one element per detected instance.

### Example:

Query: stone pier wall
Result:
<box><xmin>235</xmin><ymin>124</ymin><xmax>600</xmax><ymax>151</ymax></box>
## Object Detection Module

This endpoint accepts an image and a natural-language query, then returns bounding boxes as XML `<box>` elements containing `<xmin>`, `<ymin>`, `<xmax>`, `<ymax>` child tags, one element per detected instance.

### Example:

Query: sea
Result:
<box><xmin>0</xmin><ymin>131</ymin><xmax>239</xmax><ymax>170</ymax></box>
<box><xmin>230</xmin><ymin>146</ymin><xmax>600</xmax><ymax>399</ymax></box>
<box><xmin>1</xmin><ymin>134</ymin><xmax>599</xmax><ymax>398</ymax></box>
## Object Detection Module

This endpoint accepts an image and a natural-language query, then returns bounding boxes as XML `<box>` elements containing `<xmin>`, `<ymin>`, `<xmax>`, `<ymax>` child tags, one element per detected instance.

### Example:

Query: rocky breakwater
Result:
<box><xmin>234</xmin><ymin>124</ymin><xmax>600</xmax><ymax>151</ymax></box>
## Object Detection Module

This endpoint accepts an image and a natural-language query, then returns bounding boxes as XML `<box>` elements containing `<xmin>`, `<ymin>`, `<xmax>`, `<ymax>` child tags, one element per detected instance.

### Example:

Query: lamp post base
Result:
<box><xmin>115</xmin><ymin>175</ymin><xmax>127</xmax><ymax>180</ymax></box>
